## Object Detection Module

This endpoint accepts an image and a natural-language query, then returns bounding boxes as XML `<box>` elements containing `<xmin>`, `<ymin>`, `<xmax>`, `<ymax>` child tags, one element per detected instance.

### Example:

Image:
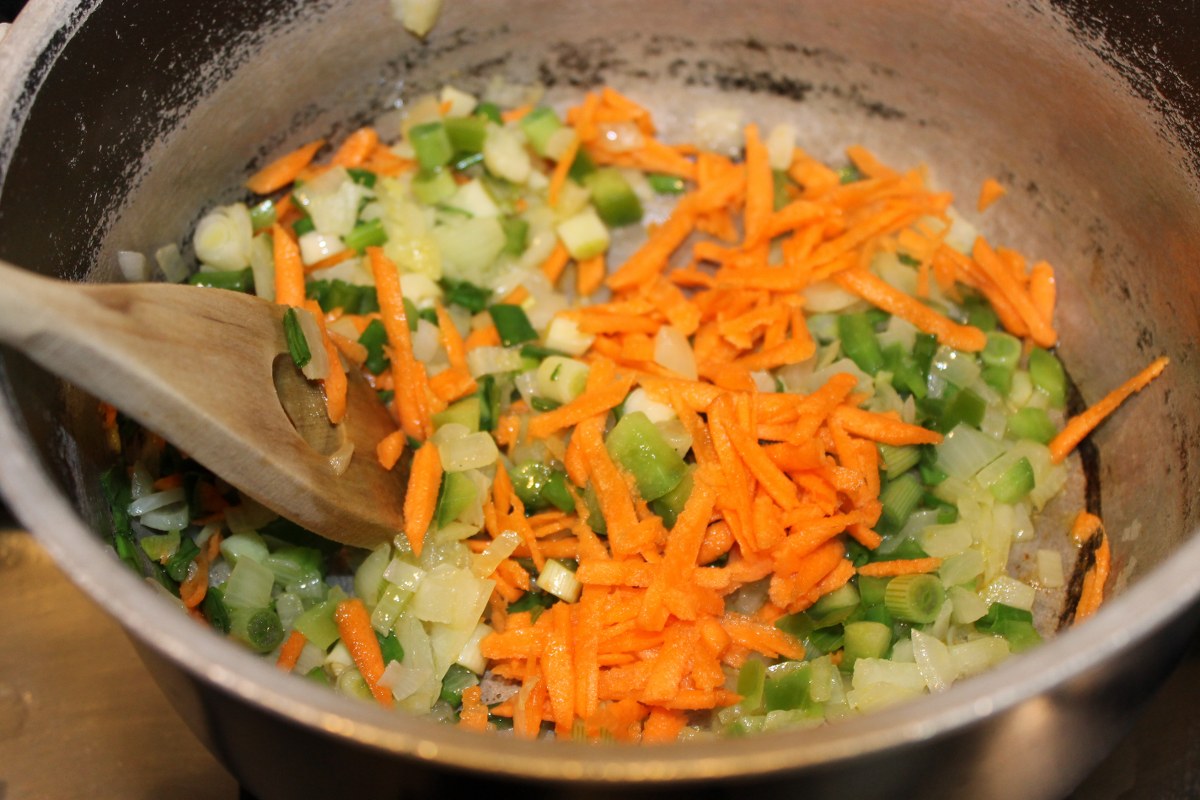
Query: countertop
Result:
<box><xmin>2</xmin><ymin>526</ymin><xmax>1199</xmax><ymax>800</ymax></box>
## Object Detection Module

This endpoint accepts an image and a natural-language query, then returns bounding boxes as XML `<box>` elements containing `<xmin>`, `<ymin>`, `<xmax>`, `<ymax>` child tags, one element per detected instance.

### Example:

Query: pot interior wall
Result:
<box><xmin>2</xmin><ymin>0</ymin><xmax>1197</xmax><ymax>594</ymax></box>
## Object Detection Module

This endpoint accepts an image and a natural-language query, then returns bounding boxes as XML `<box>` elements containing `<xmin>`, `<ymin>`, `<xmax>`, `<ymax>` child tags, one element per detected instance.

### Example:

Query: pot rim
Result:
<box><xmin>3</xmin><ymin>0</ymin><xmax>1200</xmax><ymax>784</ymax></box>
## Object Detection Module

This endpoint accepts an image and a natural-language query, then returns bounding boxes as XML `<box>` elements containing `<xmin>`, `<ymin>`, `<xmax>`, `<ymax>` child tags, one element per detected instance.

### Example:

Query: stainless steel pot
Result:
<box><xmin>2</xmin><ymin>1</ymin><xmax>1199</xmax><ymax>798</ymax></box>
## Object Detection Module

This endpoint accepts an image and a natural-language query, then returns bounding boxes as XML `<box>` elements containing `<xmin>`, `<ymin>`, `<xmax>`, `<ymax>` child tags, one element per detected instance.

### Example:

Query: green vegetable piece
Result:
<box><xmin>436</xmin><ymin>470</ymin><xmax>480</xmax><ymax>527</ymax></box>
<box><xmin>401</xmin><ymin>297</ymin><xmax>422</xmax><ymax>332</ymax></box>
<box><xmin>838</xmin><ymin>164</ymin><xmax>863</xmax><ymax>184</ymax></box>
<box><xmin>188</xmin><ymin>267</ymin><xmax>254</xmax><ymax>293</ymax></box>
<box><xmin>444</xmin><ymin>115</ymin><xmax>488</xmax><ymax>154</ymax></box>
<box><xmin>440</xmin><ymin>663</ymin><xmax>479</xmax><ymax>706</ymax></box>
<box><xmin>249</xmin><ymin>198</ymin><xmax>276</xmax><ymax>231</ymax></box>
<box><xmin>541</xmin><ymin>470</ymin><xmax>577</xmax><ymax>513</ymax></box>
<box><xmin>981</xmin><ymin>364</ymin><xmax>1014</xmax><ymax>396</ymax></box>
<box><xmin>346</xmin><ymin>167</ymin><xmax>377</xmax><ymax>188</ymax></box>
<box><xmin>412</xmin><ymin>168</ymin><xmax>458</xmax><ymax>205</ymax></box>
<box><xmin>646</xmin><ymin>172</ymin><xmax>686</xmax><ymax>195</ymax></box>
<box><xmin>343</xmin><ymin>218</ymin><xmax>388</xmax><ymax>252</ymax></box>
<box><xmin>306</xmin><ymin>667</ymin><xmax>331</xmax><ymax>686</ymax></box>
<box><xmin>376</xmin><ymin>630</ymin><xmax>405</xmax><ymax>665</ymax></box>
<box><xmin>649</xmin><ymin>465</ymin><xmax>694</xmax><ymax>530</ymax></box>
<box><xmin>283</xmin><ymin>307</ymin><xmax>313</xmax><ymax>369</ymax></box>
<box><xmin>518</xmin><ymin>107</ymin><xmax>562</xmax><ymax>156</ymax></box>
<box><xmin>567</xmin><ymin>148</ymin><xmax>597</xmax><ymax>182</ymax></box>
<box><xmin>203</xmin><ymin>586</ymin><xmax>231</xmax><ymax>634</ymax></box>
<box><xmin>838</xmin><ymin>313</ymin><xmax>884</xmax><ymax>375</ymax></box>
<box><xmin>440</xmin><ymin>278</ymin><xmax>492</xmax><ymax>313</ymax></box>
<box><xmin>582</xmin><ymin>484</ymin><xmax>606</xmax><ymax>536</ymax></box>
<box><xmin>501</xmin><ymin>217</ymin><xmax>530</xmax><ymax>256</ymax></box>
<box><xmin>982</xmin><ymin>331</ymin><xmax>1022</xmax><ymax>369</ymax></box>
<box><xmin>856</xmin><ymin>575</ymin><xmax>890</xmax><ymax>607</ymax></box>
<box><xmin>292</xmin><ymin>215</ymin><xmax>316</xmax><ymax>236</ymax></box>
<box><xmin>586</xmin><ymin>167</ymin><xmax>643</xmax><ymax>227</ymax></box>
<box><xmin>476</xmin><ymin>374</ymin><xmax>501</xmax><ymax>432</ymax></box>
<box><xmin>963</xmin><ymin>295</ymin><xmax>998</xmax><ymax>331</ymax></box>
<box><xmin>1028</xmin><ymin>347</ymin><xmax>1067</xmax><ymax>408</ymax></box>
<box><xmin>987</xmin><ymin>456</ymin><xmax>1035</xmax><ymax>503</ymax></box>
<box><xmin>511</xmin><ymin>462</ymin><xmax>552</xmax><ymax>512</ymax></box>
<box><xmin>975</xmin><ymin>603</ymin><xmax>1043</xmax><ymax>653</ymax></box>
<box><xmin>358</xmin><ymin>318</ymin><xmax>390</xmax><ymax>374</ymax></box>
<box><xmin>809</xmin><ymin>583</ymin><xmax>861</xmax><ymax>618</ymax></box>
<box><xmin>737</xmin><ymin>658</ymin><xmax>766</xmax><ymax>714</ymax></box>
<box><xmin>488</xmin><ymin>303</ymin><xmax>538</xmax><ymax>346</ymax></box>
<box><xmin>763</xmin><ymin>662</ymin><xmax>813</xmax><ymax>712</ymax></box>
<box><xmin>474</xmin><ymin>102</ymin><xmax>502</xmax><ymax>124</ymax></box>
<box><xmin>940</xmin><ymin>387</ymin><xmax>987</xmax><ymax>432</ymax></box>
<box><xmin>883</xmin><ymin>573</ymin><xmax>945</xmax><ymax>623</ymax></box>
<box><xmin>530</xmin><ymin>396</ymin><xmax>561</xmax><ymax>412</ymax></box>
<box><xmin>163</xmin><ymin>537</ymin><xmax>200</xmax><ymax>583</ymax></box>
<box><xmin>878</xmin><ymin>443</ymin><xmax>921</xmax><ymax>478</ymax></box>
<box><xmin>409</xmin><ymin>121</ymin><xmax>455</xmax><ymax>170</ymax></box>
<box><xmin>292</xmin><ymin>595</ymin><xmax>342</xmax><ymax>650</ymax></box>
<box><xmin>263</xmin><ymin>546</ymin><xmax>324</xmax><ymax>585</ymax></box>
<box><xmin>433</xmin><ymin>396</ymin><xmax>482</xmax><ymax>433</ymax></box>
<box><xmin>842</xmin><ymin>621</ymin><xmax>892</xmax><ymax>668</ymax></box>
<box><xmin>1007</xmin><ymin>407</ymin><xmax>1057</xmax><ymax>444</ymax></box>
<box><xmin>230</xmin><ymin>607</ymin><xmax>285</xmax><ymax>654</ymax></box>
<box><xmin>879</xmin><ymin>473</ymin><xmax>923</xmax><ymax>531</ymax></box>
<box><xmin>140</xmin><ymin>529</ymin><xmax>180</xmax><ymax>563</ymax></box>
<box><xmin>605</xmin><ymin>411</ymin><xmax>688</xmax><ymax>502</ymax></box>
<box><xmin>772</xmin><ymin>169</ymin><xmax>791</xmax><ymax>211</ymax></box>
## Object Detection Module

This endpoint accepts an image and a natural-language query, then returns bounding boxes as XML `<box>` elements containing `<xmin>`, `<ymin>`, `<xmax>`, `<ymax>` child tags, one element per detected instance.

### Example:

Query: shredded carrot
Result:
<box><xmin>368</xmin><ymin>247</ymin><xmax>434</xmax><ymax>439</ymax></box>
<box><xmin>459</xmin><ymin>685</ymin><xmax>490</xmax><ymax>731</ymax></box>
<box><xmin>549</xmin><ymin>133</ymin><xmax>582</xmax><ymax>208</ymax></box>
<box><xmin>271</xmin><ymin>224</ymin><xmax>306</xmax><ymax>307</ymax></box>
<box><xmin>246</xmin><ymin>139</ymin><xmax>325</xmax><ymax>195</ymax></box>
<box><xmin>857</xmin><ymin>558</ymin><xmax>942</xmax><ymax>577</ymax></box>
<box><xmin>834</xmin><ymin>267</ymin><xmax>987</xmax><ymax>351</ymax></box>
<box><xmin>276</xmin><ymin>630</ymin><xmax>307</xmax><ymax>672</ymax></box>
<box><xmin>334</xmin><ymin>599</ymin><xmax>393</xmax><ymax>708</ymax></box>
<box><xmin>402</xmin><ymin>441</ymin><xmax>442</xmax><ymax>557</ymax></box>
<box><xmin>179</xmin><ymin>531</ymin><xmax>222</xmax><ymax>609</ymax></box>
<box><xmin>1070</xmin><ymin>512</ymin><xmax>1110</xmax><ymax>622</ymax></box>
<box><xmin>540</xmin><ymin>241</ymin><xmax>571</xmax><ymax>286</ymax></box>
<box><xmin>376</xmin><ymin>429</ymin><xmax>407</xmax><ymax>471</ymax></box>
<box><xmin>330</xmin><ymin>127</ymin><xmax>379</xmax><ymax>168</ymax></box>
<box><xmin>1049</xmin><ymin>356</ymin><xmax>1168</xmax><ymax>464</ymax></box>
<box><xmin>977</xmin><ymin>177</ymin><xmax>1006</xmax><ymax>212</ymax></box>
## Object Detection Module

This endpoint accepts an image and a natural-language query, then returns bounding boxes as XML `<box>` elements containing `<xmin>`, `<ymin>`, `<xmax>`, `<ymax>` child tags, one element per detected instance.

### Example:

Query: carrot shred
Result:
<box><xmin>330</xmin><ymin>127</ymin><xmax>379</xmax><ymax>168</ymax></box>
<box><xmin>402</xmin><ymin>441</ymin><xmax>442</xmax><ymax>557</ymax></box>
<box><xmin>857</xmin><ymin>557</ymin><xmax>942</xmax><ymax>577</ymax></box>
<box><xmin>276</xmin><ymin>630</ymin><xmax>308</xmax><ymax>672</ymax></box>
<box><xmin>1049</xmin><ymin>356</ymin><xmax>1168</xmax><ymax>464</ymax></box>
<box><xmin>376</xmin><ymin>429</ymin><xmax>407</xmax><ymax>470</ymax></box>
<box><xmin>271</xmin><ymin>224</ymin><xmax>307</xmax><ymax>307</ymax></box>
<box><xmin>334</xmin><ymin>598</ymin><xmax>394</xmax><ymax>708</ymax></box>
<box><xmin>246</xmin><ymin>139</ymin><xmax>325</xmax><ymax>195</ymax></box>
<box><xmin>977</xmin><ymin>177</ymin><xmax>1007</xmax><ymax>212</ymax></box>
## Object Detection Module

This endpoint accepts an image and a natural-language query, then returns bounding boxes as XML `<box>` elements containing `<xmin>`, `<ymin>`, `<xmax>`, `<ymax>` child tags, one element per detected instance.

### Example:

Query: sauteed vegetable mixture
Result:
<box><xmin>102</xmin><ymin>84</ymin><xmax>1166</xmax><ymax>741</ymax></box>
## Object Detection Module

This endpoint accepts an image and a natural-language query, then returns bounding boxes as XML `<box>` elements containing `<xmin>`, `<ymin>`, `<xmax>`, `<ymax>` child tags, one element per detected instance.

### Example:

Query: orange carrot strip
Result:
<box><xmin>1029</xmin><ymin>261</ymin><xmax>1057</xmax><ymax>329</ymax></box>
<box><xmin>540</xmin><ymin>241</ymin><xmax>571</xmax><ymax>286</ymax></box>
<box><xmin>464</xmin><ymin>324</ymin><xmax>501</xmax><ymax>351</ymax></box>
<box><xmin>330</xmin><ymin>127</ymin><xmax>379</xmax><ymax>168</ymax></box>
<box><xmin>543</xmin><ymin>602</ymin><xmax>576</xmax><ymax>736</ymax></box>
<box><xmin>179</xmin><ymin>531</ymin><xmax>222</xmax><ymax>609</ymax></box>
<box><xmin>742</xmin><ymin>123</ymin><xmax>772</xmax><ymax>247</ymax></box>
<box><xmin>549</xmin><ymin>134</ymin><xmax>582</xmax><ymax>208</ymax></box>
<box><xmin>272</xmin><ymin>224</ymin><xmax>307</xmax><ymax>307</ymax></box>
<box><xmin>526</xmin><ymin>374</ymin><xmax>635</xmax><ymax>439</ymax></box>
<box><xmin>607</xmin><ymin>196</ymin><xmax>698</xmax><ymax>290</ymax></box>
<box><xmin>1071</xmin><ymin>512</ymin><xmax>1110</xmax><ymax>622</ymax></box>
<box><xmin>577</xmin><ymin>252</ymin><xmax>606</xmax><ymax>297</ymax></box>
<box><xmin>971</xmin><ymin>238</ymin><xmax>1057</xmax><ymax>347</ymax></box>
<box><xmin>402</xmin><ymin>441</ymin><xmax>442</xmax><ymax>557</ymax></box>
<box><xmin>857</xmin><ymin>557</ymin><xmax>942</xmax><ymax>577</ymax></box>
<box><xmin>977</xmin><ymin>177</ymin><xmax>1007</xmax><ymax>212</ymax></box>
<box><xmin>834</xmin><ymin>267</ymin><xmax>987</xmax><ymax>352</ymax></box>
<box><xmin>832</xmin><ymin>406</ymin><xmax>943</xmax><ymax>446</ymax></box>
<box><xmin>434</xmin><ymin>301</ymin><xmax>470</xmax><ymax>372</ymax></box>
<box><xmin>301</xmin><ymin>299</ymin><xmax>348</xmax><ymax>424</ymax></box>
<box><xmin>642</xmin><ymin>707</ymin><xmax>687</xmax><ymax>743</ymax></box>
<box><xmin>276</xmin><ymin>630</ymin><xmax>308</xmax><ymax>672</ymax></box>
<box><xmin>502</xmin><ymin>103</ymin><xmax>534</xmax><ymax>123</ymax></box>
<box><xmin>368</xmin><ymin>247</ymin><xmax>433</xmax><ymax>439</ymax></box>
<box><xmin>459</xmin><ymin>685</ymin><xmax>490</xmax><ymax>731</ymax></box>
<box><xmin>246</xmin><ymin>139</ymin><xmax>325</xmax><ymax>195</ymax></box>
<box><xmin>1049</xmin><ymin>356</ymin><xmax>1169</xmax><ymax>464</ymax></box>
<box><xmin>429</xmin><ymin>365</ymin><xmax>478</xmax><ymax>404</ymax></box>
<box><xmin>376</xmin><ymin>429</ymin><xmax>407</xmax><ymax>471</ymax></box>
<box><xmin>334</xmin><ymin>598</ymin><xmax>393</xmax><ymax>708</ymax></box>
<box><xmin>720</xmin><ymin>613</ymin><xmax>805</xmax><ymax>660</ymax></box>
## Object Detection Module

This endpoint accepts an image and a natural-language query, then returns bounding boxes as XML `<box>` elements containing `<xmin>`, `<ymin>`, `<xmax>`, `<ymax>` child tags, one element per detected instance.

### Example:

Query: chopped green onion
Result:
<box><xmin>488</xmin><ymin>303</ymin><xmax>538</xmax><ymax>346</ymax></box>
<box><xmin>343</xmin><ymin>218</ymin><xmax>388</xmax><ymax>251</ymax></box>
<box><xmin>884</xmin><ymin>573</ymin><xmax>945</xmax><ymax>623</ymax></box>
<box><xmin>530</xmin><ymin>396</ymin><xmax>562</xmax><ymax>412</ymax></box>
<box><xmin>440</xmin><ymin>278</ymin><xmax>492</xmax><ymax>313</ymax></box>
<box><xmin>346</xmin><ymin>167</ymin><xmax>377</xmax><ymax>188</ymax></box>
<box><xmin>358</xmin><ymin>318</ymin><xmax>390</xmax><ymax>374</ymax></box>
<box><xmin>939</xmin><ymin>387</ymin><xmax>987</xmax><ymax>432</ymax></box>
<box><xmin>165</xmin><ymin>537</ymin><xmax>201</xmax><ymax>582</ymax></box>
<box><xmin>476</xmin><ymin>374</ymin><xmax>501</xmax><ymax>432</ymax></box>
<box><xmin>838</xmin><ymin>163</ymin><xmax>863</xmax><ymax>184</ymax></box>
<box><xmin>879</xmin><ymin>473</ymin><xmax>923</xmax><ymax>531</ymax></box>
<box><xmin>501</xmin><ymin>217</ymin><xmax>530</xmax><ymax>256</ymax></box>
<box><xmin>975</xmin><ymin>603</ymin><xmax>1043</xmax><ymax>653</ymax></box>
<box><xmin>376</xmin><ymin>630</ymin><xmax>405</xmax><ymax>665</ymax></box>
<box><xmin>409</xmin><ymin>121</ymin><xmax>455</xmax><ymax>170</ymax></box>
<box><xmin>763</xmin><ymin>662</ymin><xmax>814</xmax><ymax>713</ymax></box>
<box><xmin>541</xmin><ymin>470</ymin><xmax>577</xmax><ymax>513</ymax></box>
<box><xmin>440</xmin><ymin>663</ymin><xmax>479</xmax><ymax>706</ymax></box>
<box><xmin>567</xmin><ymin>148</ymin><xmax>597</xmax><ymax>182</ymax></box>
<box><xmin>249</xmin><ymin>198</ymin><xmax>276</xmax><ymax>231</ymax></box>
<box><xmin>229</xmin><ymin>607</ymin><xmax>285</xmax><ymax>653</ymax></box>
<box><xmin>646</xmin><ymin>172</ymin><xmax>685</xmax><ymax>194</ymax></box>
<box><xmin>188</xmin><ymin>267</ymin><xmax>255</xmax><ymax>293</ymax></box>
<box><xmin>878</xmin><ymin>444</ymin><xmax>921</xmax><ymax>478</ymax></box>
<box><xmin>772</xmin><ymin>169</ymin><xmax>791</xmax><ymax>211</ymax></box>
<box><xmin>981</xmin><ymin>364</ymin><xmax>1014</xmax><ymax>396</ymax></box>
<box><xmin>982</xmin><ymin>332</ymin><xmax>1022</xmax><ymax>369</ymax></box>
<box><xmin>292</xmin><ymin>215</ymin><xmax>316</xmax><ymax>236</ymax></box>
<box><xmin>100</xmin><ymin>467</ymin><xmax>139</xmax><ymax>572</ymax></box>
<box><xmin>283</xmin><ymin>307</ymin><xmax>313</xmax><ymax>368</ymax></box>
<box><xmin>202</xmin><ymin>585</ymin><xmax>231</xmax><ymax>633</ymax></box>
<box><xmin>474</xmin><ymin>102</ymin><xmax>502</xmax><ymax>124</ymax></box>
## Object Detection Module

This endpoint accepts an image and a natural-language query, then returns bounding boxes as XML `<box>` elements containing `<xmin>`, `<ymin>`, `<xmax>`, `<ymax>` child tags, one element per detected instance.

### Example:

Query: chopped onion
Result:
<box><xmin>137</xmin><ymin>502</ymin><xmax>190</xmax><ymax>532</ymax></box>
<box><xmin>383</xmin><ymin>557</ymin><xmax>427</xmax><ymax>591</ymax></box>
<box><xmin>982</xmin><ymin>575</ymin><xmax>1036</xmax><ymax>611</ymax></box>
<box><xmin>653</xmin><ymin>325</ymin><xmax>698</xmax><ymax>380</ymax></box>
<box><xmin>911</xmin><ymin>629</ymin><xmax>955</xmax><ymax>693</ymax></box>
<box><xmin>155</xmin><ymin>243</ymin><xmax>188</xmax><ymax>283</ymax></box>
<box><xmin>949</xmin><ymin>635</ymin><xmax>1009</xmax><ymax>679</ymax></box>
<box><xmin>294</xmin><ymin>167</ymin><xmax>361</xmax><ymax>237</ymax></box>
<box><xmin>466</xmin><ymin>345</ymin><xmax>524</xmax><ymax>378</ymax></box>
<box><xmin>437</xmin><ymin>431</ymin><xmax>500</xmax><ymax>472</ymax></box>
<box><xmin>392</xmin><ymin>0</ymin><xmax>444</xmax><ymax>37</ymax></box>
<box><xmin>127</xmin><ymin>487</ymin><xmax>186</xmax><ymax>518</ymax></box>
<box><xmin>948</xmin><ymin>585</ymin><xmax>989</xmax><ymax>624</ymax></box>
<box><xmin>622</xmin><ymin>388</ymin><xmax>675</xmax><ymax>423</ymax></box>
<box><xmin>936</xmin><ymin>423</ymin><xmax>1004</xmax><ymax>480</ymax></box>
<box><xmin>411</xmin><ymin>318</ymin><xmax>442</xmax><ymax>363</ymax></box>
<box><xmin>483</xmin><ymin>125</ymin><xmax>531</xmax><ymax>184</ymax></box>
<box><xmin>298</xmin><ymin>230</ymin><xmax>345</xmax><ymax>266</ymax></box>
<box><xmin>1036</xmin><ymin>549</ymin><xmax>1065</xmax><ymax>588</ymax></box>
<box><xmin>248</xmin><ymin>233</ymin><xmax>275</xmax><ymax>301</ymax></box>
<box><xmin>692</xmin><ymin>107</ymin><xmax>743</xmax><ymax>156</ymax></box>
<box><xmin>766</xmin><ymin>123</ymin><xmax>797</xmax><ymax>170</ymax></box>
<box><xmin>543</xmin><ymin>127</ymin><xmax>579</xmax><ymax>161</ymax></box>
<box><xmin>536</xmin><ymin>559</ymin><xmax>582</xmax><ymax>603</ymax></box>
<box><xmin>455</xmin><ymin>623</ymin><xmax>493</xmax><ymax>674</ymax></box>
<box><xmin>194</xmin><ymin>203</ymin><xmax>254</xmax><ymax>270</ymax></box>
<box><xmin>472</xmin><ymin>529</ymin><xmax>521</xmax><ymax>578</ymax></box>
<box><xmin>439</xmin><ymin>84</ymin><xmax>477</xmax><ymax>117</ymax></box>
<box><xmin>445</xmin><ymin>179</ymin><xmax>500</xmax><ymax>219</ymax></box>
<box><xmin>544</xmin><ymin>316</ymin><xmax>594</xmax><ymax>356</ymax></box>
<box><xmin>117</xmin><ymin>250</ymin><xmax>148</xmax><ymax>282</ymax></box>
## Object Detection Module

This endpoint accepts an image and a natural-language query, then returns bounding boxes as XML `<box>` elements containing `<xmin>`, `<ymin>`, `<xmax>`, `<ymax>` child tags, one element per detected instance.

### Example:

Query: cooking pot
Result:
<box><xmin>2</xmin><ymin>1</ymin><xmax>1199</xmax><ymax>798</ymax></box>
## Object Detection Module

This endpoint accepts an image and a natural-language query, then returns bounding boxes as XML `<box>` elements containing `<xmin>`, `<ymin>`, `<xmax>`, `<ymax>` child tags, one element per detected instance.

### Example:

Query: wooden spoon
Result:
<box><xmin>0</xmin><ymin>260</ymin><xmax>408</xmax><ymax>549</ymax></box>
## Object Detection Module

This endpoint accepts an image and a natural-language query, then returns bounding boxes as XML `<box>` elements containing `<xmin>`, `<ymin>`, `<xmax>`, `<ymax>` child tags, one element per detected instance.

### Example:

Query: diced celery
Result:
<box><xmin>354</xmin><ymin>543</ymin><xmax>393</xmax><ymax>608</ymax></box>
<box><xmin>409</xmin><ymin>122</ymin><xmax>454</xmax><ymax>170</ymax></box>
<box><xmin>436</xmin><ymin>471</ymin><xmax>479</xmax><ymax>527</ymax></box>
<box><xmin>535</xmin><ymin>356</ymin><xmax>590</xmax><ymax>404</ymax></box>
<box><xmin>738</xmin><ymin>658</ymin><xmax>767</xmax><ymax>714</ymax></box>
<box><xmin>412</xmin><ymin>168</ymin><xmax>458</xmax><ymax>205</ymax></box>
<box><xmin>444</xmin><ymin>115</ymin><xmax>488</xmax><ymax>153</ymax></box>
<box><xmin>555</xmin><ymin>207</ymin><xmax>610</xmax><ymax>260</ymax></box>
<box><xmin>519</xmin><ymin>107</ymin><xmax>563</xmax><ymax>156</ymax></box>
<box><xmin>843</xmin><ymin>621</ymin><xmax>892</xmax><ymax>669</ymax></box>
<box><xmin>763</xmin><ymin>662</ymin><xmax>814</xmax><ymax>713</ymax></box>
<box><xmin>1028</xmin><ymin>347</ymin><xmax>1067</xmax><ymax>408</ymax></box>
<box><xmin>586</xmin><ymin>167</ymin><xmax>643</xmax><ymax>227</ymax></box>
<box><xmin>220</xmin><ymin>531</ymin><xmax>269</xmax><ymax>566</ymax></box>
<box><xmin>837</xmin><ymin>313</ymin><xmax>884</xmax><ymax>375</ymax></box>
<box><xmin>883</xmin><ymin>573</ymin><xmax>945</xmax><ymax>623</ymax></box>
<box><xmin>1007</xmin><ymin>407</ymin><xmax>1057</xmax><ymax>444</ymax></box>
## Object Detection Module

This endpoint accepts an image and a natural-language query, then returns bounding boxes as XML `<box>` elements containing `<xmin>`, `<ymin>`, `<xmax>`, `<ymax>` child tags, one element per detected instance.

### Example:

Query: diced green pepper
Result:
<box><xmin>605</xmin><ymin>411</ymin><xmax>688</xmax><ymax>502</ymax></box>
